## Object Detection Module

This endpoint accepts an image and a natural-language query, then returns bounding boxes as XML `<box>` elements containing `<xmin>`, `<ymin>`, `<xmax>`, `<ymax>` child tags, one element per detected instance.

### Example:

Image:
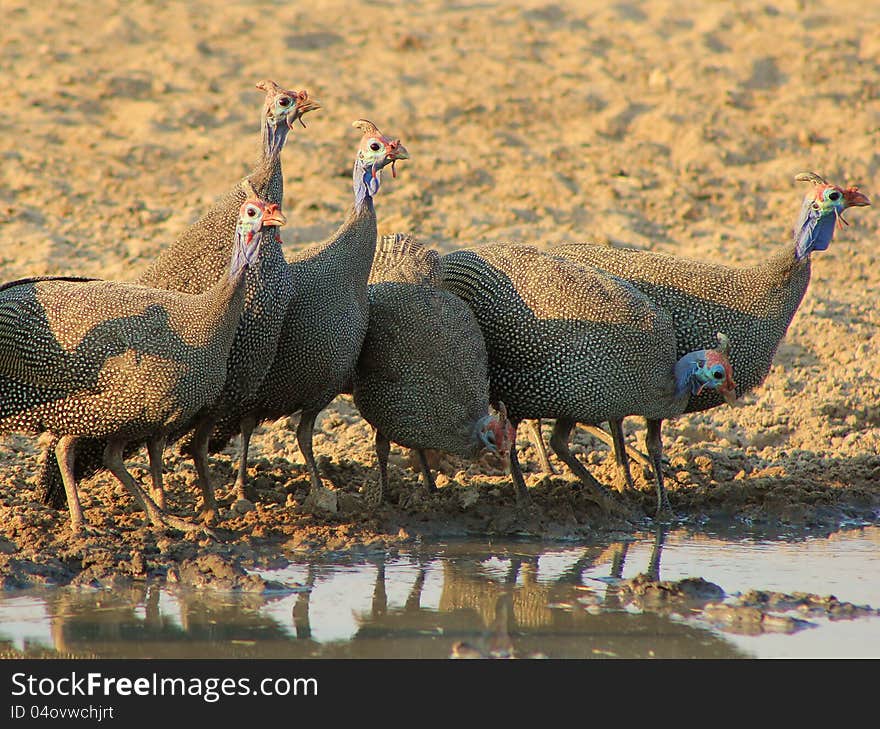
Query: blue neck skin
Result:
<box><xmin>674</xmin><ymin>350</ymin><xmax>711</xmax><ymax>399</ymax></box>
<box><xmin>352</xmin><ymin>157</ymin><xmax>381</xmax><ymax>212</ymax></box>
<box><xmin>229</xmin><ymin>229</ymin><xmax>264</xmax><ymax>281</ymax></box>
<box><xmin>263</xmin><ymin>115</ymin><xmax>291</xmax><ymax>159</ymax></box>
<box><xmin>794</xmin><ymin>197</ymin><xmax>839</xmax><ymax>261</ymax></box>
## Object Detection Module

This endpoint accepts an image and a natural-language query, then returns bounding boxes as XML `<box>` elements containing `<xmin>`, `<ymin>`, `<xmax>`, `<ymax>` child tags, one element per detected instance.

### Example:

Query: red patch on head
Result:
<box><xmin>705</xmin><ymin>349</ymin><xmax>736</xmax><ymax>394</ymax></box>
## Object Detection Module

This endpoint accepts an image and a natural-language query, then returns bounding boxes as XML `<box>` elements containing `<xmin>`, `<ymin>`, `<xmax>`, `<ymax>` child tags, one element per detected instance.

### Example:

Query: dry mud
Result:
<box><xmin>0</xmin><ymin>0</ymin><xmax>878</xmax><ymax>588</ymax></box>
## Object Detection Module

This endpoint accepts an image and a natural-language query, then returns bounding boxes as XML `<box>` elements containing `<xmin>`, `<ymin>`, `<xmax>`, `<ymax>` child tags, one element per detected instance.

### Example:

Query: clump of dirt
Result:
<box><xmin>614</xmin><ymin>573</ymin><xmax>879</xmax><ymax>636</ymax></box>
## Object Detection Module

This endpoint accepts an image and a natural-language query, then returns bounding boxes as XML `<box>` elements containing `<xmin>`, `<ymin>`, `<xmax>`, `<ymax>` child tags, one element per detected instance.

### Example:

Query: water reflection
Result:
<box><xmin>1</xmin><ymin>525</ymin><xmax>877</xmax><ymax>659</ymax></box>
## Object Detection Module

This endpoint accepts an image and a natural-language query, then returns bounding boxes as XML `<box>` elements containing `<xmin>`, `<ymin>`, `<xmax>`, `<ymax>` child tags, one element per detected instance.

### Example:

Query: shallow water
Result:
<box><xmin>1</xmin><ymin>524</ymin><xmax>877</xmax><ymax>659</ymax></box>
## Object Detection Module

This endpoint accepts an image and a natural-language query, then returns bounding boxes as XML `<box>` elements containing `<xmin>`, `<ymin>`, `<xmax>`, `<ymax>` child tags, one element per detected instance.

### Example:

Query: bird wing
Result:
<box><xmin>0</xmin><ymin>296</ymin><xmax>84</xmax><ymax>389</ymax></box>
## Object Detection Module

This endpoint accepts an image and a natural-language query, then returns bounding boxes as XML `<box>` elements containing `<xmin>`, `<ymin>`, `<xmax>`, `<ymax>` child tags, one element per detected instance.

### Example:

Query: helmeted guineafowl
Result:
<box><xmin>35</xmin><ymin>80</ymin><xmax>317</xmax><ymax>518</ymax></box>
<box><xmin>547</xmin><ymin>172</ymin><xmax>870</xmax><ymax>485</ymax></box>
<box><xmin>0</xmin><ymin>198</ymin><xmax>285</xmax><ymax>534</ymax></box>
<box><xmin>353</xmin><ymin>234</ymin><xmax>514</xmax><ymax>505</ymax></box>
<box><xmin>438</xmin><ymin>244</ymin><xmax>736</xmax><ymax>515</ymax></box>
<box><xmin>211</xmin><ymin>120</ymin><xmax>409</xmax><ymax>513</ymax></box>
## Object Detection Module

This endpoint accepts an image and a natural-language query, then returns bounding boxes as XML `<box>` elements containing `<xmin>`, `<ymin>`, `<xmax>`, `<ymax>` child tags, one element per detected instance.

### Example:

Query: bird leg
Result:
<box><xmin>507</xmin><ymin>420</ymin><xmax>532</xmax><ymax>507</ymax></box>
<box><xmin>233</xmin><ymin>414</ymin><xmax>257</xmax><ymax>502</ymax></box>
<box><xmin>298</xmin><ymin>410</ymin><xmax>337</xmax><ymax>512</ymax></box>
<box><xmin>415</xmin><ymin>448</ymin><xmax>437</xmax><ymax>491</ymax></box>
<box><xmin>608</xmin><ymin>418</ymin><xmax>636</xmax><ymax>493</ymax></box>
<box><xmin>646</xmin><ymin>419</ymin><xmax>673</xmax><ymax>518</ymax></box>
<box><xmin>103</xmin><ymin>440</ymin><xmax>210</xmax><ymax>535</ymax></box>
<box><xmin>366</xmin><ymin>428</ymin><xmax>390</xmax><ymax>507</ymax></box>
<box><xmin>146</xmin><ymin>434</ymin><xmax>167</xmax><ymax>511</ymax></box>
<box><xmin>549</xmin><ymin>417</ymin><xmax>625</xmax><ymax>514</ymax></box>
<box><xmin>581</xmin><ymin>423</ymin><xmax>652</xmax><ymax>471</ymax></box>
<box><xmin>55</xmin><ymin>435</ymin><xmax>86</xmax><ymax>534</ymax></box>
<box><xmin>190</xmin><ymin>416</ymin><xmax>220</xmax><ymax>524</ymax></box>
<box><xmin>297</xmin><ymin>410</ymin><xmax>323</xmax><ymax>492</ymax></box>
<box><xmin>524</xmin><ymin>419</ymin><xmax>556</xmax><ymax>474</ymax></box>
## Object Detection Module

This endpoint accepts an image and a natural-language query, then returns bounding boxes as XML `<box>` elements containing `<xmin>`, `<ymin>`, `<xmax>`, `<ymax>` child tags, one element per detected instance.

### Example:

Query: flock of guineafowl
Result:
<box><xmin>0</xmin><ymin>80</ymin><xmax>870</xmax><ymax>535</ymax></box>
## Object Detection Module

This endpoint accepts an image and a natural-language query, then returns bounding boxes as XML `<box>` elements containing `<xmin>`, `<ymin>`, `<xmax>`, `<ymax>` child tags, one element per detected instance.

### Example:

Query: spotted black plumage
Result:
<box><xmin>209</xmin><ymin>120</ymin><xmax>409</xmax><ymax>510</ymax></box>
<box><xmin>552</xmin><ymin>174</ymin><xmax>869</xmax><ymax>415</ymax></box>
<box><xmin>36</xmin><ymin>80</ymin><xmax>317</xmax><ymax>518</ymax></box>
<box><xmin>0</xmin><ymin>199</ymin><xmax>285</xmax><ymax>533</ymax></box>
<box><xmin>353</xmin><ymin>235</ymin><xmax>511</xmax><ymax>505</ymax></box>
<box><xmin>439</xmin><ymin>243</ymin><xmax>738</xmax><ymax>513</ymax></box>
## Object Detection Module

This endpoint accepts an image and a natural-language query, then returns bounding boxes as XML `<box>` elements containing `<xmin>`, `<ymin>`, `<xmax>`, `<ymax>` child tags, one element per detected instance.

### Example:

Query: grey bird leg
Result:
<box><xmin>55</xmin><ymin>435</ymin><xmax>85</xmax><ymax>534</ymax></box>
<box><xmin>581</xmin><ymin>423</ymin><xmax>653</xmax><ymax>471</ymax></box>
<box><xmin>146</xmin><ymin>435</ymin><xmax>167</xmax><ymax>511</ymax></box>
<box><xmin>103</xmin><ymin>440</ymin><xmax>208</xmax><ymax>535</ymax></box>
<box><xmin>234</xmin><ymin>415</ymin><xmax>257</xmax><ymax>502</ymax></box>
<box><xmin>524</xmin><ymin>419</ymin><xmax>556</xmax><ymax>474</ymax></box>
<box><xmin>608</xmin><ymin>418</ymin><xmax>636</xmax><ymax>493</ymax></box>
<box><xmin>507</xmin><ymin>420</ymin><xmax>531</xmax><ymax>507</ymax></box>
<box><xmin>367</xmin><ymin>428</ymin><xmax>390</xmax><ymax>507</ymax></box>
<box><xmin>415</xmin><ymin>449</ymin><xmax>437</xmax><ymax>491</ymax></box>
<box><xmin>549</xmin><ymin>417</ymin><xmax>623</xmax><ymax>514</ymax></box>
<box><xmin>645</xmin><ymin>418</ymin><xmax>673</xmax><ymax>518</ymax></box>
<box><xmin>190</xmin><ymin>416</ymin><xmax>219</xmax><ymax>524</ymax></box>
<box><xmin>297</xmin><ymin>410</ymin><xmax>325</xmax><ymax>496</ymax></box>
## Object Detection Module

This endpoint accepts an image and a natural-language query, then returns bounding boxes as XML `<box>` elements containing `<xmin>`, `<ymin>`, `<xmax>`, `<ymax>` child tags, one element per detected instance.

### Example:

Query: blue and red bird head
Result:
<box><xmin>675</xmin><ymin>332</ymin><xmax>737</xmax><ymax>406</ymax></box>
<box><xmin>793</xmin><ymin>172</ymin><xmax>870</xmax><ymax>260</ymax></box>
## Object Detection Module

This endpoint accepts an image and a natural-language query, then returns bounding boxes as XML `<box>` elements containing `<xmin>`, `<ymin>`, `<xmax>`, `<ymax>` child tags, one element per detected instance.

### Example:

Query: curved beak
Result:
<box><xmin>383</xmin><ymin>138</ymin><xmax>409</xmax><ymax>178</ymax></box>
<box><xmin>262</xmin><ymin>203</ymin><xmax>287</xmax><ymax>228</ymax></box>
<box><xmin>843</xmin><ymin>187</ymin><xmax>871</xmax><ymax>208</ymax></box>
<box><xmin>291</xmin><ymin>91</ymin><xmax>321</xmax><ymax>128</ymax></box>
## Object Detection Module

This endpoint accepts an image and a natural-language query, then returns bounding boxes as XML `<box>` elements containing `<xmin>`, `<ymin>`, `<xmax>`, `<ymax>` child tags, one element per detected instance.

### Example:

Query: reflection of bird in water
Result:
<box><xmin>41</xmin><ymin>583</ymin><xmax>297</xmax><ymax>658</ymax></box>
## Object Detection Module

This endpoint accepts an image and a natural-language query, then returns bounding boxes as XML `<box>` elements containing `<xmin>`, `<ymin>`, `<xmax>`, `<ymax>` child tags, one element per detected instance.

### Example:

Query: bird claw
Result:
<box><xmin>304</xmin><ymin>484</ymin><xmax>338</xmax><ymax>514</ymax></box>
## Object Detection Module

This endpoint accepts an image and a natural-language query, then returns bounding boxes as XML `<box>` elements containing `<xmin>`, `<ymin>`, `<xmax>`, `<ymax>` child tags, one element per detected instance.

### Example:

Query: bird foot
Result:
<box><xmin>653</xmin><ymin>498</ymin><xmax>676</xmax><ymax>523</ymax></box>
<box><xmin>157</xmin><ymin>512</ymin><xmax>219</xmax><ymax>540</ymax></box>
<box><xmin>198</xmin><ymin>505</ymin><xmax>220</xmax><ymax>526</ymax></box>
<box><xmin>68</xmin><ymin>523</ymin><xmax>117</xmax><ymax>539</ymax></box>
<box><xmin>305</xmin><ymin>484</ymin><xmax>338</xmax><ymax>514</ymax></box>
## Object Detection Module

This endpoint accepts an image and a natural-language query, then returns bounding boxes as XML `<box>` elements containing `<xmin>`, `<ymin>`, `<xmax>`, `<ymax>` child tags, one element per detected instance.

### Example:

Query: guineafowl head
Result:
<box><xmin>352</xmin><ymin>119</ymin><xmax>409</xmax><ymax>198</ymax></box>
<box><xmin>256</xmin><ymin>80</ymin><xmax>320</xmax><ymax>155</ymax></box>
<box><xmin>475</xmin><ymin>401</ymin><xmax>516</xmax><ymax>458</ymax></box>
<box><xmin>793</xmin><ymin>172</ymin><xmax>870</xmax><ymax>260</ymax></box>
<box><xmin>229</xmin><ymin>198</ymin><xmax>287</xmax><ymax>279</ymax></box>
<box><xmin>674</xmin><ymin>332</ymin><xmax>737</xmax><ymax>405</ymax></box>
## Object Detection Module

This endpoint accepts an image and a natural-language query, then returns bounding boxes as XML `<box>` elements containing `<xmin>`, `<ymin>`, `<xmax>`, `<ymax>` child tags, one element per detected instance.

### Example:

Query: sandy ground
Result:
<box><xmin>0</xmin><ymin>0</ymin><xmax>878</xmax><ymax>588</ymax></box>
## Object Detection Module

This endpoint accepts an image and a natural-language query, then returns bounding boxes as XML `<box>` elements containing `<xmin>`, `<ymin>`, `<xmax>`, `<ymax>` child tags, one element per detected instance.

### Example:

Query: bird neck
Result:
<box><xmin>249</xmin><ymin>118</ymin><xmax>290</xmax><ymax>206</ymax></box>
<box><xmin>192</xmin><ymin>244</ymin><xmax>255</xmax><ymax>345</ymax></box>
<box><xmin>352</xmin><ymin>157</ymin><xmax>379</xmax><ymax>215</ymax></box>
<box><xmin>673</xmin><ymin>351</ymin><xmax>707</xmax><ymax>402</ymax></box>
<box><xmin>794</xmin><ymin>206</ymin><xmax>838</xmax><ymax>261</ymax></box>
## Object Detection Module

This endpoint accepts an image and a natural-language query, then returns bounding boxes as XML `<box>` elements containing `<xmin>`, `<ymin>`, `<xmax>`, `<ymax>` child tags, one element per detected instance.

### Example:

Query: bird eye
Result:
<box><xmin>712</xmin><ymin>366</ymin><xmax>724</xmax><ymax>379</ymax></box>
<box><xmin>246</xmin><ymin>206</ymin><xmax>258</xmax><ymax>217</ymax></box>
<box><xmin>369</xmin><ymin>141</ymin><xmax>381</xmax><ymax>152</ymax></box>
<box><xmin>278</xmin><ymin>97</ymin><xmax>291</xmax><ymax>107</ymax></box>
<box><xmin>828</xmin><ymin>190</ymin><xmax>841</xmax><ymax>201</ymax></box>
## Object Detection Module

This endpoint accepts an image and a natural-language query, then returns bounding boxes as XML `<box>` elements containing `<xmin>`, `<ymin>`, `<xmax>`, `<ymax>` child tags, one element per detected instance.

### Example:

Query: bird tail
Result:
<box><xmin>369</xmin><ymin>233</ymin><xmax>442</xmax><ymax>286</ymax></box>
<box><xmin>35</xmin><ymin>435</ymin><xmax>108</xmax><ymax>510</ymax></box>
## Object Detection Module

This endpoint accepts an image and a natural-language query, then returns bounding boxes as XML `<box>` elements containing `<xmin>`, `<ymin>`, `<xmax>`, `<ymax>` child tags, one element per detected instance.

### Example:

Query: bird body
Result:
<box><xmin>440</xmin><ymin>245</ymin><xmax>677</xmax><ymax>424</ymax></box>
<box><xmin>218</xmin><ymin>120</ymin><xmax>410</xmax><ymax>509</ymax></box>
<box><xmin>439</xmin><ymin>244</ymin><xmax>737</xmax><ymax>512</ymax></box>
<box><xmin>551</xmin><ymin>174</ymin><xmax>870</xmax><ymax>414</ymax></box>
<box><xmin>35</xmin><ymin>80</ymin><xmax>317</xmax><ymax>516</ymax></box>
<box><xmin>1</xmin><ymin>199</ymin><xmax>285</xmax><ymax>532</ymax></box>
